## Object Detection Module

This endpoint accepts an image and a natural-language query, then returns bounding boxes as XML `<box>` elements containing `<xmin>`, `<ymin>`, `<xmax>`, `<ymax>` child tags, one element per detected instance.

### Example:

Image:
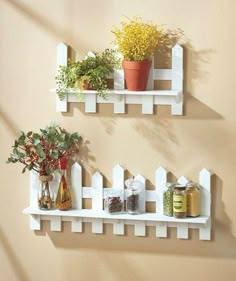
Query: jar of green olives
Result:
<box><xmin>163</xmin><ymin>183</ymin><xmax>174</xmax><ymax>216</ymax></box>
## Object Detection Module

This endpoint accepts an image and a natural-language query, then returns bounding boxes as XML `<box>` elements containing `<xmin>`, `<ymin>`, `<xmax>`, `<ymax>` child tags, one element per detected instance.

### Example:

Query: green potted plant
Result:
<box><xmin>56</xmin><ymin>49</ymin><xmax>120</xmax><ymax>101</ymax></box>
<box><xmin>6</xmin><ymin>123</ymin><xmax>80</xmax><ymax>210</ymax></box>
<box><xmin>111</xmin><ymin>16</ymin><xmax>174</xmax><ymax>91</ymax></box>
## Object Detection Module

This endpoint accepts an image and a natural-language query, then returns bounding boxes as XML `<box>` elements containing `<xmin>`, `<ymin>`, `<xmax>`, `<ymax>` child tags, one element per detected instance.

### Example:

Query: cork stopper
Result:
<box><xmin>39</xmin><ymin>175</ymin><xmax>53</xmax><ymax>182</ymax></box>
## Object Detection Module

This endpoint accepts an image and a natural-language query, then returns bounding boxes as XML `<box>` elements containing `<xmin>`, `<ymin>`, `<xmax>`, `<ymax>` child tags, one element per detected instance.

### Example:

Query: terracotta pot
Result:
<box><xmin>82</xmin><ymin>82</ymin><xmax>93</xmax><ymax>90</ymax></box>
<box><xmin>122</xmin><ymin>60</ymin><xmax>151</xmax><ymax>91</ymax></box>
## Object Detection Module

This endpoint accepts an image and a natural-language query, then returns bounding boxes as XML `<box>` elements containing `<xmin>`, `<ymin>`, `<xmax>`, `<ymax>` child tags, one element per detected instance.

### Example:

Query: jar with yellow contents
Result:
<box><xmin>186</xmin><ymin>181</ymin><xmax>201</xmax><ymax>217</ymax></box>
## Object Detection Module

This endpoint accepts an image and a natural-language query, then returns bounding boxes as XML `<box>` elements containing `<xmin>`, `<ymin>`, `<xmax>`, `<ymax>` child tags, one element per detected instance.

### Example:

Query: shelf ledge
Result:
<box><xmin>23</xmin><ymin>207</ymin><xmax>209</xmax><ymax>224</ymax></box>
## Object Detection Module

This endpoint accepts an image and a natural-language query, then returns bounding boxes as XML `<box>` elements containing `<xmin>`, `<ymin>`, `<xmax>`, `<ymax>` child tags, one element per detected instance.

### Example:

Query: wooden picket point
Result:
<box><xmin>177</xmin><ymin>176</ymin><xmax>189</xmax><ymax>185</ymax></box>
<box><xmin>24</xmin><ymin>164</ymin><xmax>211</xmax><ymax>240</ymax></box>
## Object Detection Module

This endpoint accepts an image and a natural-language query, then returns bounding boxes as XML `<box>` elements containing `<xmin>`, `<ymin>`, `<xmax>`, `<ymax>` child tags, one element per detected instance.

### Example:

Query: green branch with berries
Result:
<box><xmin>6</xmin><ymin>123</ymin><xmax>80</xmax><ymax>176</ymax></box>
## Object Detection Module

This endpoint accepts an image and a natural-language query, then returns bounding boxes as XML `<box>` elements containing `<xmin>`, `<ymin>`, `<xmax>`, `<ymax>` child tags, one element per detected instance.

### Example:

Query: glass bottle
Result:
<box><xmin>56</xmin><ymin>158</ymin><xmax>72</xmax><ymax>211</ymax></box>
<box><xmin>186</xmin><ymin>181</ymin><xmax>201</xmax><ymax>217</ymax></box>
<box><xmin>125</xmin><ymin>178</ymin><xmax>142</xmax><ymax>215</ymax></box>
<box><xmin>163</xmin><ymin>182</ymin><xmax>174</xmax><ymax>216</ymax></box>
<box><xmin>38</xmin><ymin>175</ymin><xmax>54</xmax><ymax>210</ymax></box>
<box><xmin>105</xmin><ymin>189</ymin><xmax>124</xmax><ymax>214</ymax></box>
<box><xmin>173</xmin><ymin>184</ymin><xmax>187</xmax><ymax>218</ymax></box>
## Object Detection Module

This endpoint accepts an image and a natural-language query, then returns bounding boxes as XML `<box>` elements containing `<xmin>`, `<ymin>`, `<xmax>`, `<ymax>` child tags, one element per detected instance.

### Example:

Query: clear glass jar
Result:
<box><xmin>186</xmin><ymin>181</ymin><xmax>200</xmax><ymax>217</ymax></box>
<box><xmin>38</xmin><ymin>175</ymin><xmax>54</xmax><ymax>210</ymax></box>
<box><xmin>125</xmin><ymin>178</ymin><xmax>143</xmax><ymax>215</ymax></box>
<box><xmin>173</xmin><ymin>184</ymin><xmax>187</xmax><ymax>218</ymax></box>
<box><xmin>105</xmin><ymin>189</ymin><xmax>124</xmax><ymax>214</ymax></box>
<box><xmin>163</xmin><ymin>183</ymin><xmax>174</xmax><ymax>216</ymax></box>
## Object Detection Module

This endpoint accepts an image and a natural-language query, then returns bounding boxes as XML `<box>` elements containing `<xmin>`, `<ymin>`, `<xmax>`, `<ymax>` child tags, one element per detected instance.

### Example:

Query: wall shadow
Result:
<box><xmin>4</xmin><ymin>0</ymin><xmax>85</xmax><ymax>53</ymax></box>
<box><xmin>0</xmin><ymin>106</ymin><xmax>19</xmax><ymax>137</ymax></box>
<box><xmin>0</xmin><ymin>227</ymin><xmax>30</xmax><ymax>281</ymax></box>
<box><xmin>33</xmin><ymin>172</ymin><xmax>236</xmax><ymax>260</ymax></box>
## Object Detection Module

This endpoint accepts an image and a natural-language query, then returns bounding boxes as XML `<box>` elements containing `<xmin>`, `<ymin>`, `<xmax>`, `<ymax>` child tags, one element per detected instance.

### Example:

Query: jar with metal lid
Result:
<box><xmin>186</xmin><ymin>181</ymin><xmax>201</xmax><ymax>217</ymax></box>
<box><xmin>105</xmin><ymin>189</ymin><xmax>124</xmax><ymax>214</ymax></box>
<box><xmin>125</xmin><ymin>178</ymin><xmax>143</xmax><ymax>215</ymax></box>
<box><xmin>173</xmin><ymin>184</ymin><xmax>187</xmax><ymax>218</ymax></box>
<box><xmin>163</xmin><ymin>182</ymin><xmax>174</xmax><ymax>216</ymax></box>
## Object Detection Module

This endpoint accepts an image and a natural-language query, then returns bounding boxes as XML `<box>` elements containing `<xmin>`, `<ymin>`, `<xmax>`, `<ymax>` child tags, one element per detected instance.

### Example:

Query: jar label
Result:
<box><xmin>173</xmin><ymin>194</ymin><xmax>186</xmax><ymax>212</ymax></box>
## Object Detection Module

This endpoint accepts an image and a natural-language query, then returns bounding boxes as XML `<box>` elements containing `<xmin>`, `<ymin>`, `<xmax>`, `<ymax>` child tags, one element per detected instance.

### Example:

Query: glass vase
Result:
<box><xmin>38</xmin><ymin>175</ymin><xmax>54</xmax><ymax>210</ymax></box>
<box><xmin>56</xmin><ymin>158</ymin><xmax>72</xmax><ymax>211</ymax></box>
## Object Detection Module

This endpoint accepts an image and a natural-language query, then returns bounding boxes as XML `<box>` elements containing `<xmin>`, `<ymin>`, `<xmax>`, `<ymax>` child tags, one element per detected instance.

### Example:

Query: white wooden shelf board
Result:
<box><xmin>53</xmin><ymin>42</ymin><xmax>183</xmax><ymax>115</ymax></box>
<box><xmin>24</xmin><ymin>164</ymin><xmax>211</xmax><ymax>240</ymax></box>
<box><xmin>23</xmin><ymin>207</ymin><xmax>209</xmax><ymax>224</ymax></box>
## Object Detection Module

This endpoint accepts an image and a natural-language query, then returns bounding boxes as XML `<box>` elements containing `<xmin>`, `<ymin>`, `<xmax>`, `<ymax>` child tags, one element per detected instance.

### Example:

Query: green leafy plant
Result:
<box><xmin>6</xmin><ymin>124</ymin><xmax>80</xmax><ymax>176</ymax></box>
<box><xmin>56</xmin><ymin>49</ymin><xmax>120</xmax><ymax>101</ymax></box>
<box><xmin>111</xmin><ymin>16</ymin><xmax>181</xmax><ymax>61</ymax></box>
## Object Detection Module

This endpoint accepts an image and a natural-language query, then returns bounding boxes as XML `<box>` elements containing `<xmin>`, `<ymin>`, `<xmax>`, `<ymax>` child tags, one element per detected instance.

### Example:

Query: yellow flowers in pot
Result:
<box><xmin>112</xmin><ymin>16</ymin><xmax>167</xmax><ymax>61</ymax></box>
<box><xmin>111</xmin><ymin>16</ymin><xmax>181</xmax><ymax>91</ymax></box>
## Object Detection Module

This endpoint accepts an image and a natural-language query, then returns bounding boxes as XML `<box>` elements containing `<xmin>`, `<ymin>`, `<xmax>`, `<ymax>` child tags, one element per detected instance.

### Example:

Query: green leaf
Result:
<box><xmin>36</xmin><ymin>146</ymin><xmax>45</xmax><ymax>159</ymax></box>
<box><xmin>33</xmin><ymin>133</ymin><xmax>40</xmax><ymax>139</ymax></box>
<box><xmin>22</xmin><ymin>166</ymin><xmax>27</xmax><ymax>173</ymax></box>
<box><xmin>45</xmin><ymin>166</ymin><xmax>54</xmax><ymax>175</ymax></box>
<box><xmin>33</xmin><ymin>138</ymin><xmax>40</xmax><ymax>145</ymax></box>
<box><xmin>26</xmin><ymin>163</ymin><xmax>34</xmax><ymax>171</ymax></box>
<box><xmin>50</xmin><ymin>149</ymin><xmax>59</xmax><ymax>159</ymax></box>
<box><xmin>18</xmin><ymin>151</ymin><xmax>25</xmax><ymax>158</ymax></box>
<box><xmin>40</xmin><ymin>129</ymin><xmax>47</xmax><ymax>134</ymax></box>
<box><xmin>71</xmin><ymin>132</ymin><xmax>80</xmax><ymax>140</ymax></box>
<box><xmin>14</xmin><ymin>140</ymin><xmax>19</xmax><ymax>148</ymax></box>
<box><xmin>19</xmin><ymin>131</ymin><xmax>25</xmax><ymax>137</ymax></box>
<box><xmin>18</xmin><ymin>135</ymin><xmax>26</xmax><ymax>145</ymax></box>
<box><xmin>38</xmin><ymin>157</ymin><xmax>44</xmax><ymax>163</ymax></box>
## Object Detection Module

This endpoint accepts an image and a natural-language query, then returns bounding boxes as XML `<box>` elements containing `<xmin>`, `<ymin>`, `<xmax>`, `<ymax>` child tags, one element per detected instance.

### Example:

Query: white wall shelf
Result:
<box><xmin>23</xmin><ymin>164</ymin><xmax>211</xmax><ymax>240</ymax></box>
<box><xmin>52</xmin><ymin>42</ymin><xmax>183</xmax><ymax>115</ymax></box>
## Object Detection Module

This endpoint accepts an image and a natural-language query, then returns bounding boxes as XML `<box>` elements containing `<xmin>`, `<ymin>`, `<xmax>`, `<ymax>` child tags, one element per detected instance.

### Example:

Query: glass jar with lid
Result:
<box><xmin>105</xmin><ymin>189</ymin><xmax>124</xmax><ymax>214</ymax></box>
<box><xmin>125</xmin><ymin>178</ymin><xmax>143</xmax><ymax>215</ymax></box>
<box><xmin>163</xmin><ymin>182</ymin><xmax>175</xmax><ymax>216</ymax></box>
<box><xmin>173</xmin><ymin>184</ymin><xmax>187</xmax><ymax>218</ymax></box>
<box><xmin>186</xmin><ymin>181</ymin><xmax>201</xmax><ymax>217</ymax></box>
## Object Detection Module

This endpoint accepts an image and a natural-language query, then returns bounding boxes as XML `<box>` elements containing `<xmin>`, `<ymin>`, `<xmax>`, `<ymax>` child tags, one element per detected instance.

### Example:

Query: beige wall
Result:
<box><xmin>1</xmin><ymin>0</ymin><xmax>236</xmax><ymax>280</ymax></box>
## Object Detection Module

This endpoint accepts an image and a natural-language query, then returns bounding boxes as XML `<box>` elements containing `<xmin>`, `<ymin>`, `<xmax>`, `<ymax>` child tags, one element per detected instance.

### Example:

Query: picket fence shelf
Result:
<box><xmin>52</xmin><ymin>42</ymin><xmax>183</xmax><ymax>115</ymax></box>
<box><xmin>23</xmin><ymin>164</ymin><xmax>211</xmax><ymax>240</ymax></box>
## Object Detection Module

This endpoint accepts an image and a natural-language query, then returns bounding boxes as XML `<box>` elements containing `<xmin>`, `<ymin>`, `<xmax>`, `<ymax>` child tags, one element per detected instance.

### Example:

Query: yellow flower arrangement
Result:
<box><xmin>111</xmin><ymin>16</ymin><xmax>167</xmax><ymax>61</ymax></box>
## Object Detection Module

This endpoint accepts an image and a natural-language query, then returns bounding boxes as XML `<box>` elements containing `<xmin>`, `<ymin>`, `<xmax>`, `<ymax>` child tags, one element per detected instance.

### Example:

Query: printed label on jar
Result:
<box><xmin>173</xmin><ymin>194</ymin><xmax>186</xmax><ymax>212</ymax></box>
